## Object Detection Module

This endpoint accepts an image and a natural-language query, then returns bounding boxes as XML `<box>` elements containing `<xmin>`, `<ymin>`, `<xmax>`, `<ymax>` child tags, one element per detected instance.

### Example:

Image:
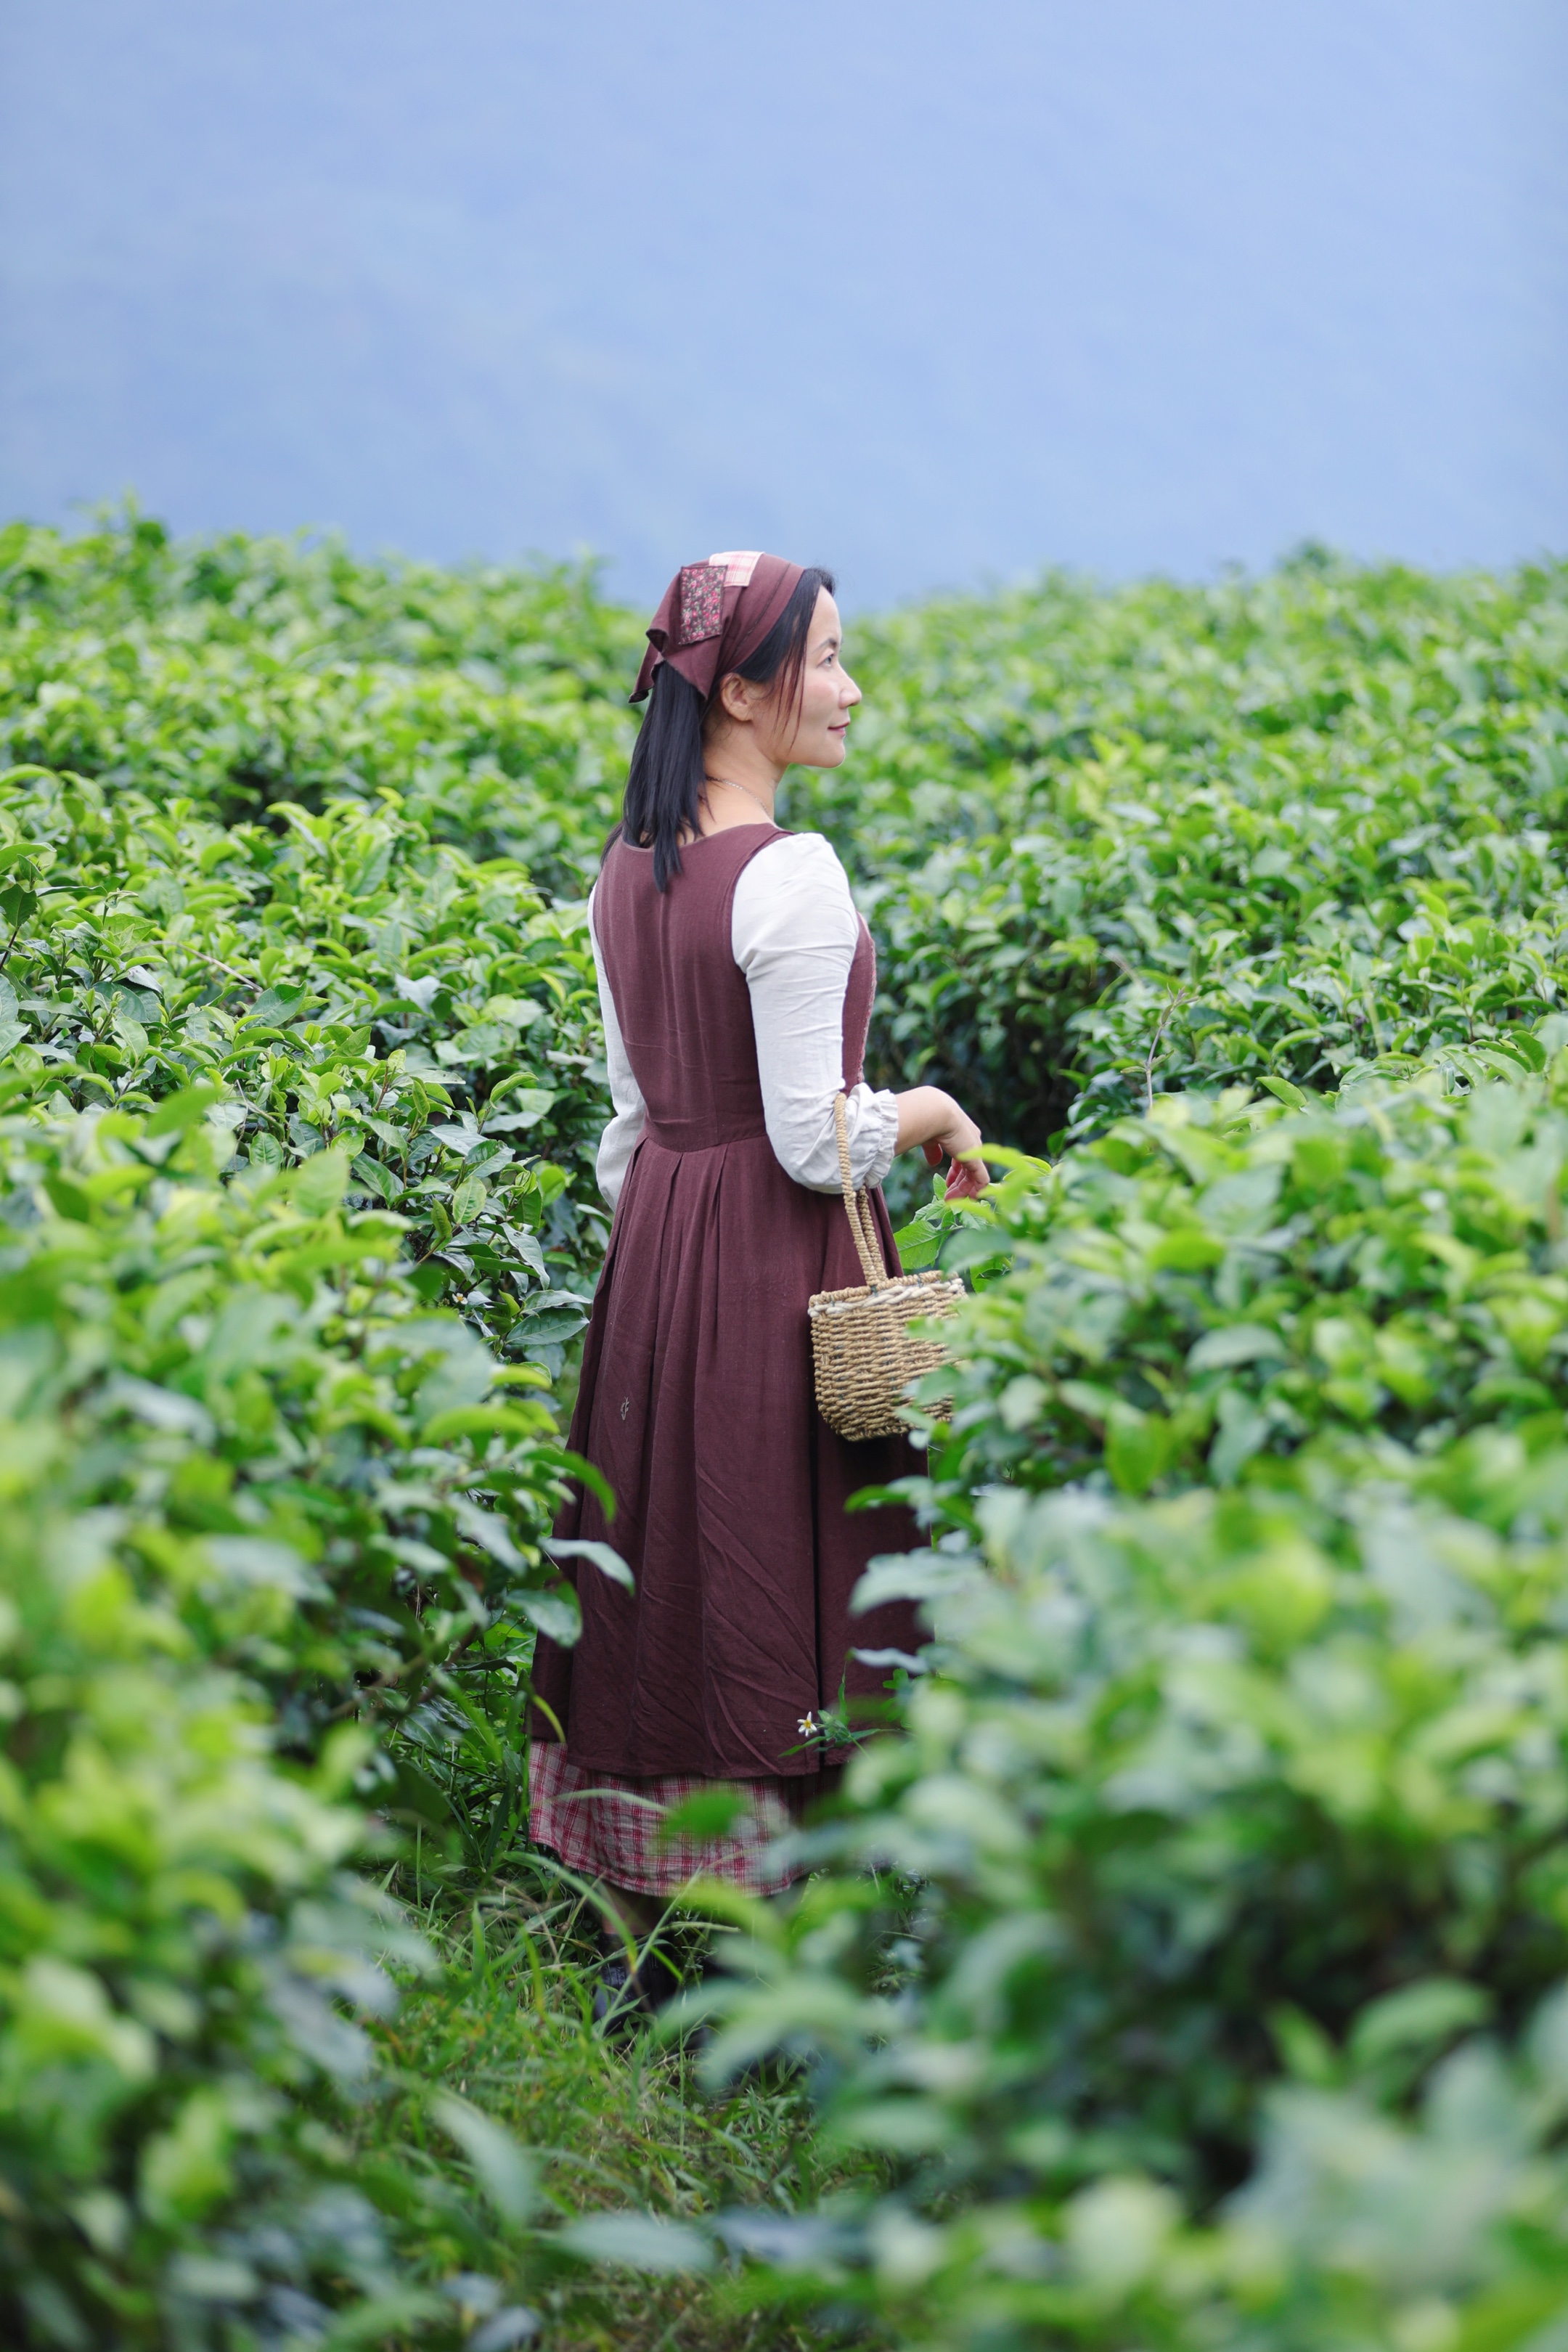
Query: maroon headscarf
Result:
<box><xmin>631</xmin><ymin>550</ymin><xmax>805</xmax><ymax>706</ymax></box>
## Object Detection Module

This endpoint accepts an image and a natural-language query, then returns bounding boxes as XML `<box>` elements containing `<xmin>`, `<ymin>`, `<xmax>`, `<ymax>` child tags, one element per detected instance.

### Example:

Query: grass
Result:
<box><xmin>337</xmin><ymin>1869</ymin><xmax>885</xmax><ymax>2348</ymax></box>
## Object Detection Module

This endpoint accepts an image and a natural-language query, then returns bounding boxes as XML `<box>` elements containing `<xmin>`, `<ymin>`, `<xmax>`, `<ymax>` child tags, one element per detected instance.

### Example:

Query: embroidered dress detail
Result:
<box><xmin>677</xmin><ymin>563</ymin><xmax>725</xmax><ymax>645</ymax></box>
<box><xmin>528</xmin><ymin>1738</ymin><xmax>802</xmax><ymax>1896</ymax></box>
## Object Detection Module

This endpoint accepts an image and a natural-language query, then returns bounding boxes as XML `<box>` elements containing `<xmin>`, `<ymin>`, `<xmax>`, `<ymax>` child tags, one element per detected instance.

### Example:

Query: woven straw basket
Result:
<box><xmin>808</xmin><ymin>1093</ymin><xmax>965</xmax><ymax>1442</ymax></box>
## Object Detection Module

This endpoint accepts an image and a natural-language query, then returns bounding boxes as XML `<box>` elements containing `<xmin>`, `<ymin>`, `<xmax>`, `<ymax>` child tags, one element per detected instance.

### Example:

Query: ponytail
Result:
<box><xmin>620</xmin><ymin>660</ymin><xmax>706</xmax><ymax>892</ymax></box>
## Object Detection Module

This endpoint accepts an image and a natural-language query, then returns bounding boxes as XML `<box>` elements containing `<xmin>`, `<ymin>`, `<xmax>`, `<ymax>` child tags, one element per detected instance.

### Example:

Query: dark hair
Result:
<box><xmin>619</xmin><ymin>565</ymin><xmax>836</xmax><ymax>891</ymax></box>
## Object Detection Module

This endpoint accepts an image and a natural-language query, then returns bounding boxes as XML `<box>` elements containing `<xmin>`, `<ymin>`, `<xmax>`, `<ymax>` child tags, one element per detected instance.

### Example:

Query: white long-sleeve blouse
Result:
<box><xmin>589</xmin><ymin>830</ymin><xmax>901</xmax><ymax>1212</ymax></box>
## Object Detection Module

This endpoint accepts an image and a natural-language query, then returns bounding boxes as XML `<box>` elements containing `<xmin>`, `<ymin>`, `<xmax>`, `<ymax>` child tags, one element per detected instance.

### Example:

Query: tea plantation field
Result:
<box><xmin>1</xmin><ymin>511</ymin><xmax>1567</xmax><ymax>2352</ymax></box>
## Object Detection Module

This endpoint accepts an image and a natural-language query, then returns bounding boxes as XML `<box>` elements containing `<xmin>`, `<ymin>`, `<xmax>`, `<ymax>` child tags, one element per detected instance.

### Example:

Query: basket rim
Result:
<box><xmin>807</xmin><ymin>1271</ymin><xmax>965</xmax><ymax>1315</ymax></box>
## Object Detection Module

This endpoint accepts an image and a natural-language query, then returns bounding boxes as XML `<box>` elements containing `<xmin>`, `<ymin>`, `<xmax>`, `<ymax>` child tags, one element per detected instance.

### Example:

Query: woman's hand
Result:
<box><xmin>927</xmin><ymin>1110</ymin><xmax>989</xmax><ymax>1199</ymax></box>
<box><xmin>896</xmin><ymin>1086</ymin><xmax>989</xmax><ymax>1196</ymax></box>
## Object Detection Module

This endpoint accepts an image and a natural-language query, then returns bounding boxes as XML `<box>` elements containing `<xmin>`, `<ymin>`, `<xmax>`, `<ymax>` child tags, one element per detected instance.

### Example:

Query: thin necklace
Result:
<box><xmin>703</xmin><ymin>774</ymin><xmax>776</xmax><ymax>823</ymax></box>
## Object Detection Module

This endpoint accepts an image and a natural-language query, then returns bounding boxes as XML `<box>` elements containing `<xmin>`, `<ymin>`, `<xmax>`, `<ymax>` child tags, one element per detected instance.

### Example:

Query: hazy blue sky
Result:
<box><xmin>1</xmin><ymin>0</ymin><xmax>1563</xmax><ymax>605</ymax></box>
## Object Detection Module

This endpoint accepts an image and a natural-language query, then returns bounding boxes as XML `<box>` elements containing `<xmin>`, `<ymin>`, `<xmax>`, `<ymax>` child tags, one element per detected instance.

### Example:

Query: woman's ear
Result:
<box><xmin>716</xmin><ymin>671</ymin><xmax>756</xmax><ymax>727</ymax></box>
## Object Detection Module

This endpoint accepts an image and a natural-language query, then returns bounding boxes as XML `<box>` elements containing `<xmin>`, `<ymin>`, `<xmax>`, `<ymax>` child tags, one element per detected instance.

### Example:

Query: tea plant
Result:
<box><xmin>676</xmin><ymin>1075</ymin><xmax>1568</xmax><ymax>2348</ymax></box>
<box><xmin>918</xmin><ymin>1063</ymin><xmax>1568</xmax><ymax>1503</ymax></box>
<box><xmin>7</xmin><ymin>510</ymin><xmax>1568</xmax><ymax>2352</ymax></box>
<box><xmin>0</xmin><ymin>1103</ymin><xmax>444</xmax><ymax>2343</ymax></box>
<box><xmin>0</xmin><ymin>513</ymin><xmax>637</xmax><ymax>894</ymax></box>
<box><xmin>0</xmin><ymin>760</ymin><xmax>610</xmax><ymax>1352</ymax></box>
<box><xmin>791</xmin><ymin>553</ymin><xmax>1568</xmax><ymax>1161</ymax></box>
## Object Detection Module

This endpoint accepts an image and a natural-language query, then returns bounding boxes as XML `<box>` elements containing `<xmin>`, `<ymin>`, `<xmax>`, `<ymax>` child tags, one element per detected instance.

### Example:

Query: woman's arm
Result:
<box><xmin>894</xmin><ymin>1086</ymin><xmax>989</xmax><ymax>1199</ymax></box>
<box><xmin>732</xmin><ymin>835</ymin><xmax>898</xmax><ymax>1191</ymax></box>
<box><xmin>587</xmin><ymin>888</ymin><xmax>647</xmax><ymax>1211</ymax></box>
<box><xmin>732</xmin><ymin>836</ymin><xmax>987</xmax><ymax>1196</ymax></box>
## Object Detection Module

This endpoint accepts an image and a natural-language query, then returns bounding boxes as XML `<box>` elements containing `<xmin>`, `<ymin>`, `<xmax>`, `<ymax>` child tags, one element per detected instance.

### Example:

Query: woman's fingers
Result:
<box><xmin>944</xmin><ymin>1153</ymin><xmax>989</xmax><ymax>1198</ymax></box>
<box><xmin>923</xmin><ymin>1140</ymin><xmax>944</xmax><ymax>1169</ymax></box>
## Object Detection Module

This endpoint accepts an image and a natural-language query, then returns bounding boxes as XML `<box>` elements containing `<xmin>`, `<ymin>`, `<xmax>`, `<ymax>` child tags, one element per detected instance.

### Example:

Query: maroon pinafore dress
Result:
<box><xmin>528</xmin><ymin>823</ymin><xmax>923</xmax><ymax>1894</ymax></box>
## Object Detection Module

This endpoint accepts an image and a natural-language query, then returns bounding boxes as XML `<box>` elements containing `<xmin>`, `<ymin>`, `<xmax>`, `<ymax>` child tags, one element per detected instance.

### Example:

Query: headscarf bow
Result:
<box><xmin>631</xmin><ymin>550</ymin><xmax>805</xmax><ymax>706</ymax></box>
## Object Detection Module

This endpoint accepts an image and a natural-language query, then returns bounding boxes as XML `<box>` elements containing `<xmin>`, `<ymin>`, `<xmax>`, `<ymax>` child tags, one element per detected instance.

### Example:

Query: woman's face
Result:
<box><xmin>746</xmin><ymin>589</ymin><xmax>862</xmax><ymax>771</ymax></box>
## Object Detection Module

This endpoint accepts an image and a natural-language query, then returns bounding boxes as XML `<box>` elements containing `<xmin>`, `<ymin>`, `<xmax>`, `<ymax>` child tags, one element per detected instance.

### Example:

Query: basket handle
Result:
<box><xmin>834</xmin><ymin>1090</ymin><xmax>889</xmax><ymax>1289</ymax></box>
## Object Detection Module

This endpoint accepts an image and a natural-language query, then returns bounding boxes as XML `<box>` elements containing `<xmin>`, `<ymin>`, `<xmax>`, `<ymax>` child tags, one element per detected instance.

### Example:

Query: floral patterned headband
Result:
<box><xmin>630</xmin><ymin>550</ymin><xmax>806</xmax><ymax>706</ymax></box>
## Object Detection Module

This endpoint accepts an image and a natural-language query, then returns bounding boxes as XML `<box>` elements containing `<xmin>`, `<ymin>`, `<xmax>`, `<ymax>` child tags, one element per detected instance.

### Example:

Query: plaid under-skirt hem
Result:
<box><xmin>527</xmin><ymin>1739</ymin><xmax>826</xmax><ymax>1896</ymax></box>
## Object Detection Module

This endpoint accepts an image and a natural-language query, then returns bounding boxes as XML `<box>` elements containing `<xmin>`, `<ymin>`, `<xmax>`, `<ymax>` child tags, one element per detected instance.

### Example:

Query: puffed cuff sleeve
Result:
<box><xmin>731</xmin><ymin>832</ymin><xmax>900</xmax><ymax>1195</ymax></box>
<box><xmin>588</xmin><ymin>886</ymin><xmax>648</xmax><ymax>1211</ymax></box>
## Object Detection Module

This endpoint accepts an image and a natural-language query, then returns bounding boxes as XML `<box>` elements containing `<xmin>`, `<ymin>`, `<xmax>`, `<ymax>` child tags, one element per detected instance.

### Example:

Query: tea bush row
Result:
<box><xmin>0</xmin><ymin>758</ymin><xmax>612</xmax><ymax>1357</ymax></box>
<box><xmin>924</xmin><ymin>1061</ymin><xmax>1568</xmax><ymax>1500</ymax></box>
<box><xmin>792</xmin><ymin>553</ymin><xmax>1568</xmax><ymax>1159</ymax></box>
<box><xmin>0</xmin><ymin>1095</ymin><xmax>570</xmax><ymax>2344</ymax></box>
<box><xmin>15</xmin><ymin>518</ymin><xmax>1568</xmax><ymax>1172</ymax></box>
<box><xmin>9</xmin><ymin>512</ymin><xmax>1568</xmax><ymax>2351</ymax></box>
<box><xmin>674</xmin><ymin>1075</ymin><xmax>1568</xmax><ymax>2349</ymax></box>
<box><xmin>0</xmin><ymin>748</ymin><xmax>660</xmax><ymax>2330</ymax></box>
<box><xmin>0</xmin><ymin>514</ymin><xmax>637</xmax><ymax>896</ymax></box>
<box><xmin>0</xmin><ymin>536</ymin><xmax>642</xmax><ymax>2335</ymax></box>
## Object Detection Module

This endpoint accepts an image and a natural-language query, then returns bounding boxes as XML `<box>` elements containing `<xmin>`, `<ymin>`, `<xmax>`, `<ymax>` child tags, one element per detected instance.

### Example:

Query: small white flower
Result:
<box><xmin>798</xmin><ymin>1712</ymin><xmax>819</xmax><ymax>1736</ymax></box>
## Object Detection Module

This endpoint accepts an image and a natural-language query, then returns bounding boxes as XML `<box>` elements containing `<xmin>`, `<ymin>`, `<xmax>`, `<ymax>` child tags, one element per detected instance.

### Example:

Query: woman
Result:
<box><xmin>527</xmin><ymin>551</ymin><xmax>986</xmax><ymax>1995</ymax></box>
